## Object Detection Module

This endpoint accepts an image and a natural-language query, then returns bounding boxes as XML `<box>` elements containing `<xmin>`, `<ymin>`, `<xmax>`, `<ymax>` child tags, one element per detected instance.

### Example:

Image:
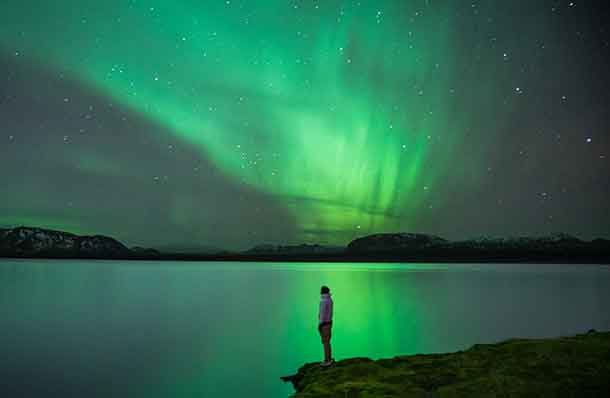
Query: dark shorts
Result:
<box><xmin>319</xmin><ymin>323</ymin><xmax>332</xmax><ymax>344</ymax></box>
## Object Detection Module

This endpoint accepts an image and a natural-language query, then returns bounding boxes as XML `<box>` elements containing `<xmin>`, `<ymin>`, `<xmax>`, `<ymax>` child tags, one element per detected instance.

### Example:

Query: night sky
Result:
<box><xmin>1</xmin><ymin>1</ymin><xmax>609</xmax><ymax>250</ymax></box>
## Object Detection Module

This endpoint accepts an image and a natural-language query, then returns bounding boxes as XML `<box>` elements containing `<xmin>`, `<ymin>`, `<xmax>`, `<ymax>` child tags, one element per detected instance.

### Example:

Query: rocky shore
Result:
<box><xmin>281</xmin><ymin>330</ymin><xmax>610</xmax><ymax>397</ymax></box>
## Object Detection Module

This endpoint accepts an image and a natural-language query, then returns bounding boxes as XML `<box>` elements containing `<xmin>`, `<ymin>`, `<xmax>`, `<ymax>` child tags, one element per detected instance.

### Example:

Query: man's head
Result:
<box><xmin>321</xmin><ymin>285</ymin><xmax>330</xmax><ymax>295</ymax></box>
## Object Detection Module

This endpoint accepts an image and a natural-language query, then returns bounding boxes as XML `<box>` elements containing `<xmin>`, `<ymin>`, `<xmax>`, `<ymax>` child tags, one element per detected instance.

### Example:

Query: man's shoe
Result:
<box><xmin>320</xmin><ymin>359</ymin><xmax>334</xmax><ymax>367</ymax></box>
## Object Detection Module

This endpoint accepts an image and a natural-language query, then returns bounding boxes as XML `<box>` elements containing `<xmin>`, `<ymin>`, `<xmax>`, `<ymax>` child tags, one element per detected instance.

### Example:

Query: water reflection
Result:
<box><xmin>1</xmin><ymin>260</ymin><xmax>609</xmax><ymax>397</ymax></box>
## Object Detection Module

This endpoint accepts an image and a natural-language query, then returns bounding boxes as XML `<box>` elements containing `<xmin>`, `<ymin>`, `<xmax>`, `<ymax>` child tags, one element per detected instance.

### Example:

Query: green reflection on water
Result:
<box><xmin>6</xmin><ymin>261</ymin><xmax>607</xmax><ymax>398</ymax></box>
<box><xmin>154</xmin><ymin>262</ymin><xmax>443</xmax><ymax>397</ymax></box>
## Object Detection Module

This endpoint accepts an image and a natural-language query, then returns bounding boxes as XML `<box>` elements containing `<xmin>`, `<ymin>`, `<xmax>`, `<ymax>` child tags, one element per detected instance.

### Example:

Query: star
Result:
<box><xmin>1</xmin><ymin>0</ymin><xmax>609</xmax><ymax>251</ymax></box>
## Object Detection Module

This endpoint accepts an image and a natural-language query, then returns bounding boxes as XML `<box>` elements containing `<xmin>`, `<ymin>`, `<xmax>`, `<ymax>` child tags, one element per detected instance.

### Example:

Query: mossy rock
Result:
<box><xmin>282</xmin><ymin>331</ymin><xmax>610</xmax><ymax>397</ymax></box>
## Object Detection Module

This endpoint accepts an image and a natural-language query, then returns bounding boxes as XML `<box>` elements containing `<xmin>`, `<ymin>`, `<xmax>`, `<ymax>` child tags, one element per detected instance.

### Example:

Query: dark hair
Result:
<box><xmin>321</xmin><ymin>285</ymin><xmax>330</xmax><ymax>294</ymax></box>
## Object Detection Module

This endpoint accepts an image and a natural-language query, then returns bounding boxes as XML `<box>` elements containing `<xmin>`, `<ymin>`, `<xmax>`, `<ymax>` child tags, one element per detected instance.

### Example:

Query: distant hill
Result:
<box><xmin>153</xmin><ymin>244</ymin><xmax>227</xmax><ymax>255</ymax></box>
<box><xmin>348</xmin><ymin>232</ymin><xmax>447</xmax><ymax>252</ymax></box>
<box><xmin>232</xmin><ymin>232</ymin><xmax>609</xmax><ymax>263</ymax></box>
<box><xmin>0</xmin><ymin>226</ymin><xmax>159</xmax><ymax>259</ymax></box>
<box><xmin>245</xmin><ymin>243</ymin><xmax>345</xmax><ymax>255</ymax></box>
<box><xmin>345</xmin><ymin>232</ymin><xmax>610</xmax><ymax>262</ymax></box>
<box><xmin>1</xmin><ymin>227</ymin><xmax>608</xmax><ymax>263</ymax></box>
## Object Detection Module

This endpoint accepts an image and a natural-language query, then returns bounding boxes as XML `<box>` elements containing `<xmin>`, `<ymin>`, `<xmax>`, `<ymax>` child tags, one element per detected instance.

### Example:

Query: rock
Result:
<box><xmin>281</xmin><ymin>331</ymin><xmax>610</xmax><ymax>397</ymax></box>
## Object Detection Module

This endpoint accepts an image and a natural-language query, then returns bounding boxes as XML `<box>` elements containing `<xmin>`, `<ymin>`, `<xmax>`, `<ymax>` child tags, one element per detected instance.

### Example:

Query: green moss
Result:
<box><xmin>283</xmin><ymin>331</ymin><xmax>610</xmax><ymax>397</ymax></box>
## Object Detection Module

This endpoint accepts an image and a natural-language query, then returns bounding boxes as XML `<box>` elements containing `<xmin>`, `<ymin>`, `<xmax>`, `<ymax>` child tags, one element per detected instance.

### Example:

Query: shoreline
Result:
<box><xmin>1</xmin><ymin>253</ymin><xmax>610</xmax><ymax>264</ymax></box>
<box><xmin>3</xmin><ymin>227</ymin><xmax>609</xmax><ymax>263</ymax></box>
<box><xmin>281</xmin><ymin>330</ymin><xmax>610</xmax><ymax>397</ymax></box>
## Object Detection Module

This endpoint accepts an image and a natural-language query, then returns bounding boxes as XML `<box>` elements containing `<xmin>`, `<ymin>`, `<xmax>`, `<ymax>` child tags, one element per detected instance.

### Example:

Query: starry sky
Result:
<box><xmin>1</xmin><ymin>1</ymin><xmax>609</xmax><ymax>250</ymax></box>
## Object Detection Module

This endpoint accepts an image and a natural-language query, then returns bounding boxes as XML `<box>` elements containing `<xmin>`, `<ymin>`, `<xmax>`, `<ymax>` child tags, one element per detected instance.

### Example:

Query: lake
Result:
<box><xmin>1</xmin><ymin>260</ymin><xmax>609</xmax><ymax>397</ymax></box>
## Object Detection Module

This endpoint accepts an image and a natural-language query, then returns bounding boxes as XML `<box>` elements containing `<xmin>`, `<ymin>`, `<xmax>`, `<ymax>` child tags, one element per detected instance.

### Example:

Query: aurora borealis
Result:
<box><xmin>1</xmin><ymin>1</ymin><xmax>609</xmax><ymax>249</ymax></box>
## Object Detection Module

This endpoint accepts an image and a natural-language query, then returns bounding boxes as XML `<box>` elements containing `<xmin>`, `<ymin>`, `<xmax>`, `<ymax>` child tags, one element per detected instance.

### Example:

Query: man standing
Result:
<box><xmin>318</xmin><ymin>285</ymin><xmax>334</xmax><ymax>366</ymax></box>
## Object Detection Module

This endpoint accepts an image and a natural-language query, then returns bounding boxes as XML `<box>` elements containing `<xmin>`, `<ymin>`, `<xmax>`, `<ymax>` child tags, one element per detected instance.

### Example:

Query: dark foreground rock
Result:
<box><xmin>282</xmin><ymin>330</ymin><xmax>610</xmax><ymax>397</ymax></box>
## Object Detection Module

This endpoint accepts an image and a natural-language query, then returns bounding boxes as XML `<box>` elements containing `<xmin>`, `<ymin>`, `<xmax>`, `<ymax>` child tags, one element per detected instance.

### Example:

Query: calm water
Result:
<box><xmin>1</xmin><ymin>260</ymin><xmax>609</xmax><ymax>397</ymax></box>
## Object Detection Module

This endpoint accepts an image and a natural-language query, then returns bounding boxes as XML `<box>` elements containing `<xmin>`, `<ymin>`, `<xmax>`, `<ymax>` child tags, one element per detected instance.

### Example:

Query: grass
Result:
<box><xmin>282</xmin><ymin>330</ymin><xmax>610</xmax><ymax>397</ymax></box>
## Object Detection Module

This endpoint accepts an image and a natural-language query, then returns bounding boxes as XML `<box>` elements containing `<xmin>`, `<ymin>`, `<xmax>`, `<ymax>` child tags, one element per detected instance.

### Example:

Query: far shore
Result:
<box><xmin>2</xmin><ymin>226</ymin><xmax>609</xmax><ymax>263</ymax></box>
<box><xmin>2</xmin><ymin>252</ymin><xmax>610</xmax><ymax>264</ymax></box>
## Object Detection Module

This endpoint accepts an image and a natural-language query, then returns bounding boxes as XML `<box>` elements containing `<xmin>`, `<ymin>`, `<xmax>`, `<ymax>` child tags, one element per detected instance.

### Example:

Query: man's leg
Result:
<box><xmin>319</xmin><ymin>326</ymin><xmax>326</xmax><ymax>362</ymax></box>
<box><xmin>323</xmin><ymin>339</ymin><xmax>331</xmax><ymax>362</ymax></box>
<box><xmin>322</xmin><ymin>324</ymin><xmax>332</xmax><ymax>362</ymax></box>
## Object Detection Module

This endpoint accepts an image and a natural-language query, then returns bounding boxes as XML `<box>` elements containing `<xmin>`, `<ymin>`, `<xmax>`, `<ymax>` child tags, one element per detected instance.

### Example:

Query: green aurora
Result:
<box><xmin>0</xmin><ymin>1</ymin><xmax>474</xmax><ymax>243</ymax></box>
<box><xmin>3</xmin><ymin>1</ymin><xmax>606</xmax><ymax>247</ymax></box>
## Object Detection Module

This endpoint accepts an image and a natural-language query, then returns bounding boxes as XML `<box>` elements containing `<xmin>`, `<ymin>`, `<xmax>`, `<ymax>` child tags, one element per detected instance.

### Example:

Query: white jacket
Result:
<box><xmin>319</xmin><ymin>293</ymin><xmax>333</xmax><ymax>325</ymax></box>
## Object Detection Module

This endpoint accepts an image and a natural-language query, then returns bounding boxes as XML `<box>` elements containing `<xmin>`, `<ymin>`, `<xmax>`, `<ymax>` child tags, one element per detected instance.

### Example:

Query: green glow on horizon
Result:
<box><xmin>1</xmin><ymin>1</ymin><xmax>465</xmax><ymax>243</ymax></box>
<box><xmin>161</xmin><ymin>262</ymin><xmax>430</xmax><ymax>397</ymax></box>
